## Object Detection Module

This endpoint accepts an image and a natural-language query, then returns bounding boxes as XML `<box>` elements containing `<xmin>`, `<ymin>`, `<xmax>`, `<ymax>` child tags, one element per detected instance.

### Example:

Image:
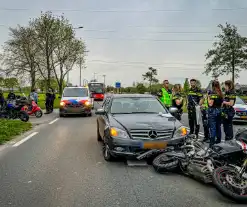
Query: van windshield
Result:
<box><xmin>63</xmin><ymin>88</ymin><xmax>88</xmax><ymax>97</ymax></box>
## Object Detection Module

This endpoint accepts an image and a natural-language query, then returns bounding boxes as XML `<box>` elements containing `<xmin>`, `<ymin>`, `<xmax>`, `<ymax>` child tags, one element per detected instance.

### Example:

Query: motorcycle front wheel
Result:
<box><xmin>152</xmin><ymin>153</ymin><xmax>179</xmax><ymax>173</ymax></box>
<box><xmin>213</xmin><ymin>166</ymin><xmax>247</xmax><ymax>203</ymax></box>
<box><xmin>35</xmin><ymin>110</ymin><xmax>43</xmax><ymax>118</ymax></box>
<box><xmin>18</xmin><ymin>111</ymin><xmax>29</xmax><ymax>122</ymax></box>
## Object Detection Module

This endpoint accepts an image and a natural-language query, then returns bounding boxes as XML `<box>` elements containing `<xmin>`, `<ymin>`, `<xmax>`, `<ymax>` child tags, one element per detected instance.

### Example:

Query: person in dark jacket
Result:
<box><xmin>172</xmin><ymin>84</ymin><xmax>183</xmax><ymax>120</ymax></box>
<box><xmin>222</xmin><ymin>80</ymin><xmax>236</xmax><ymax>141</ymax></box>
<box><xmin>200</xmin><ymin>90</ymin><xmax>210</xmax><ymax>142</ymax></box>
<box><xmin>45</xmin><ymin>88</ymin><xmax>53</xmax><ymax>114</ymax></box>
<box><xmin>50</xmin><ymin>88</ymin><xmax>55</xmax><ymax>112</ymax></box>
<box><xmin>187</xmin><ymin>79</ymin><xmax>203</xmax><ymax>138</ymax></box>
<box><xmin>207</xmin><ymin>80</ymin><xmax>223</xmax><ymax>147</ymax></box>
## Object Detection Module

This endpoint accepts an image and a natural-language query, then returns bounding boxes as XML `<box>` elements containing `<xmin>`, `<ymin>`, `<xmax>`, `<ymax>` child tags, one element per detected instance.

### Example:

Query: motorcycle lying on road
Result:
<box><xmin>212</xmin><ymin>129</ymin><xmax>247</xmax><ymax>203</ymax></box>
<box><xmin>149</xmin><ymin>131</ymin><xmax>247</xmax><ymax>203</ymax></box>
<box><xmin>0</xmin><ymin>97</ymin><xmax>29</xmax><ymax>122</ymax></box>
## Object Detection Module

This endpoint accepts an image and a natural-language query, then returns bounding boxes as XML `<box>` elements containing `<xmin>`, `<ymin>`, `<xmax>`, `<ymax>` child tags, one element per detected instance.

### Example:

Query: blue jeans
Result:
<box><xmin>208</xmin><ymin>108</ymin><xmax>222</xmax><ymax>147</ymax></box>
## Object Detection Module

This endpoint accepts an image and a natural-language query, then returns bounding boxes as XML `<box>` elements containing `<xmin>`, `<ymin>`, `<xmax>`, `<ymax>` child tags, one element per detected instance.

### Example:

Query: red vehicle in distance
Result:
<box><xmin>88</xmin><ymin>82</ymin><xmax>105</xmax><ymax>101</ymax></box>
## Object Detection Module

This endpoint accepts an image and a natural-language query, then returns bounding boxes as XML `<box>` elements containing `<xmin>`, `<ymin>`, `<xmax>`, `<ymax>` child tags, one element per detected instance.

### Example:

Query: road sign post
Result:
<box><xmin>115</xmin><ymin>82</ymin><xmax>121</xmax><ymax>94</ymax></box>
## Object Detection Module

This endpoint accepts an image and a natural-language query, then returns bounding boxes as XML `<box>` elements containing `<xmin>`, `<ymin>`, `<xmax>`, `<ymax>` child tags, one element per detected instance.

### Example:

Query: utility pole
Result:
<box><xmin>102</xmin><ymin>75</ymin><xmax>106</xmax><ymax>85</ymax></box>
<box><xmin>93</xmin><ymin>72</ymin><xmax>97</xmax><ymax>81</ymax></box>
<box><xmin>79</xmin><ymin>50</ymin><xmax>89</xmax><ymax>86</ymax></box>
<box><xmin>79</xmin><ymin>54</ymin><xmax>83</xmax><ymax>86</ymax></box>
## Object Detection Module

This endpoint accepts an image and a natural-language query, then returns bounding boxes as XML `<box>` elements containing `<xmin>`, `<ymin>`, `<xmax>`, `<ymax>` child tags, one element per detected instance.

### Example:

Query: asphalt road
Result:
<box><xmin>0</xmin><ymin>104</ymin><xmax>245</xmax><ymax>207</ymax></box>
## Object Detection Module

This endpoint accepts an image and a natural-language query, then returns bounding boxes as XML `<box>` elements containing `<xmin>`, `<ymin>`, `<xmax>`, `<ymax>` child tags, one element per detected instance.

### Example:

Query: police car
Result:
<box><xmin>59</xmin><ymin>86</ymin><xmax>93</xmax><ymax>117</ymax></box>
<box><xmin>233</xmin><ymin>96</ymin><xmax>247</xmax><ymax>121</ymax></box>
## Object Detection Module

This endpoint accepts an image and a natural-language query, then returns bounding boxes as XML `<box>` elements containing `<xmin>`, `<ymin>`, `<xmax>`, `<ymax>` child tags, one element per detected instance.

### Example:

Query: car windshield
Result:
<box><xmin>110</xmin><ymin>97</ymin><xmax>167</xmax><ymax>114</ymax></box>
<box><xmin>91</xmin><ymin>87</ymin><xmax>103</xmax><ymax>93</ymax></box>
<box><xmin>235</xmin><ymin>96</ymin><xmax>246</xmax><ymax>105</ymax></box>
<box><xmin>63</xmin><ymin>88</ymin><xmax>88</xmax><ymax>97</ymax></box>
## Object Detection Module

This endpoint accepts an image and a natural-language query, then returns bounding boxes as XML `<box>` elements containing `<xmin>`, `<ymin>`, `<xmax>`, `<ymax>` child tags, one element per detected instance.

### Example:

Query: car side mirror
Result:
<box><xmin>169</xmin><ymin>107</ymin><xmax>178</xmax><ymax>114</ymax></box>
<box><xmin>95</xmin><ymin>108</ymin><xmax>106</xmax><ymax>115</ymax></box>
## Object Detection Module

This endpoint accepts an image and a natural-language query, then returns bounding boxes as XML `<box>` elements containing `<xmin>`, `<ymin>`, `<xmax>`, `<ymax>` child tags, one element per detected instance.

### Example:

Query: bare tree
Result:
<box><xmin>0</xmin><ymin>26</ymin><xmax>40</xmax><ymax>90</ymax></box>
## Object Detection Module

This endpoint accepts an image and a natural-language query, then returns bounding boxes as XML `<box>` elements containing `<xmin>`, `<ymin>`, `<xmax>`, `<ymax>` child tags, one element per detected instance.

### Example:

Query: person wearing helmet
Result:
<box><xmin>7</xmin><ymin>89</ymin><xmax>16</xmax><ymax>100</ymax></box>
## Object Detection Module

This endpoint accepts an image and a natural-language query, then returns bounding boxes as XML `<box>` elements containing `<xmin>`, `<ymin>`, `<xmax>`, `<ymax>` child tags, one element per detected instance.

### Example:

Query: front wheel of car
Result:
<box><xmin>103</xmin><ymin>144</ymin><xmax>114</xmax><ymax>161</ymax></box>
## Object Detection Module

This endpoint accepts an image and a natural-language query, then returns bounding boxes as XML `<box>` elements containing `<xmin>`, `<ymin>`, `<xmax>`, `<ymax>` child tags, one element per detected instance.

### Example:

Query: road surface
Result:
<box><xmin>0</xmin><ymin>106</ymin><xmax>245</xmax><ymax>207</ymax></box>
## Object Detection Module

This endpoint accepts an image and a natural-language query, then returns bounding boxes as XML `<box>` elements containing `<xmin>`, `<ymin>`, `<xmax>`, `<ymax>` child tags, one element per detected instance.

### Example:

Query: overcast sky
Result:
<box><xmin>1</xmin><ymin>0</ymin><xmax>247</xmax><ymax>87</ymax></box>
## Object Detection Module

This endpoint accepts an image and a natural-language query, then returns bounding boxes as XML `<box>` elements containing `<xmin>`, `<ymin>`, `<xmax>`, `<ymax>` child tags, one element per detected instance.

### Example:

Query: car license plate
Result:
<box><xmin>142</xmin><ymin>141</ymin><xmax>168</xmax><ymax>149</ymax></box>
<box><xmin>241</xmin><ymin>116</ymin><xmax>247</xmax><ymax>119</ymax></box>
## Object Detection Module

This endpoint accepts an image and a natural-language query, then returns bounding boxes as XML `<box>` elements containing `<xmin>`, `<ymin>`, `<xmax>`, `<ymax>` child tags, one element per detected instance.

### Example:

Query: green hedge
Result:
<box><xmin>0</xmin><ymin>119</ymin><xmax>32</xmax><ymax>144</ymax></box>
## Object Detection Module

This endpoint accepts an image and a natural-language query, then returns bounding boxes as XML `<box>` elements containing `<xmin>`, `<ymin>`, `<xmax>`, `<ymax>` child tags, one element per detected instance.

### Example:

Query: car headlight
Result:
<box><xmin>60</xmin><ymin>101</ymin><xmax>65</xmax><ymax>107</ymax></box>
<box><xmin>84</xmin><ymin>101</ymin><xmax>90</xmax><ymax>106</ymax></box>
<box><xmin>110</xmin><ymin>127</ymin><xmax>130</xmax><ymax>138</ymax></box>
<box><xmin>174</xmin><ymin>126</ymin><xmax>187</xmax><ymax>137</ymax></box>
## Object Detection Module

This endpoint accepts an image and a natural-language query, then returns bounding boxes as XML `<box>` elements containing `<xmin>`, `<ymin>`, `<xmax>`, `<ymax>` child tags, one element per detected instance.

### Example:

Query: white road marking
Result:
<box><xmin>13</xmin><ymin>132</ymin><xmax>38</xmax><ymax>147</ymax></box>
<box><xmin>49</xmin><ymin>118</ymin><xmax>59</xmax><ymax>125</ymax></box>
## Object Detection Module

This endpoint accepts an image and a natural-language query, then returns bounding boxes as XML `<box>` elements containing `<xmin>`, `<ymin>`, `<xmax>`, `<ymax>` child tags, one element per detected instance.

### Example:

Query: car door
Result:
<box><xmin>98</xmin><ymin>97</ymin><xmax>111</xmax><ymax>138</ymax></box>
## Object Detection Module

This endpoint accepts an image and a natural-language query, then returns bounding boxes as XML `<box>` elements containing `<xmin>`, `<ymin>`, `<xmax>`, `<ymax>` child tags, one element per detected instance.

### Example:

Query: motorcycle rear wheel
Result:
<box><xmin>152</xmin><ymin>153</ymin><xmax>179</xmax><ymax>173</ymax></box>
<box><xmin>213</xmin><ymin>166</ymin><xmax>247</xmax><ymax>203</ymax></box>
<box><xmin>19</xmin><ymin>111</ymin><xmax>29</xmax><ymax>122</ymax></box>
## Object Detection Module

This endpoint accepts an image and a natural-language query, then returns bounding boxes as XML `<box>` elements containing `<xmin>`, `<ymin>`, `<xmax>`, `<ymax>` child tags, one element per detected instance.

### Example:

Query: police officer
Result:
<box><xmin>187</xmin><ymin>79</ymin><xmax>203</xmax><ymax>138</ymax></box>
<box><xmin>172</xmin><ymin>84</ymin><xmax>183</xmax><ymax>120</ymax></box>
<box><xmin>208</xmin><ymin>80</ymin><xmax>223</xmax><ymax>147</ymax></box>
<box><xmin>200</xmin><ymin>91</ymin><xmax>209</xmax><ymax>142</ymax></box>
<box><xmin>222</xmin><ymin>80</ymin><xmax>236</xmax><ymax>141</ymax></box>
<box><xmin>45</xmin><ymin>88</ymin><xmax>53</xmax><ymax>114</ymax></box>
<box><xmin>158</xmin><ymin>80</ymin><xmax>172</xmax><ymax>109</ymax></box>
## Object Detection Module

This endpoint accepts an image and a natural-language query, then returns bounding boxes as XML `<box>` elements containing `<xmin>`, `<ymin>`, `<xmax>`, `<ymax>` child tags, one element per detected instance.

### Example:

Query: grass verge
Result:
<box><xmin>0</xmin><ymin>119</ymin><xmax>32</xmax><ymax>144</ymax></box>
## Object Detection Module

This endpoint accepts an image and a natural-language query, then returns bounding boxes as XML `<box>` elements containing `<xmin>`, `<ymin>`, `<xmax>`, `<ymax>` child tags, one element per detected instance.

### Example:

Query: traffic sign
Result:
<box><xmin>115</xmin><ymin>82</ymin><xmax>121</xmax><ymax>88</ymax></box>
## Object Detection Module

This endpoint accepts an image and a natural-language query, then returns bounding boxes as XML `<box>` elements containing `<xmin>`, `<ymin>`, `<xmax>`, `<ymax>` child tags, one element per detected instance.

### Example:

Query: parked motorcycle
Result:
<box><xmin>1</xmin><ymin>98</ymin><xmax>29</xmax><ymax>122</ymax></box>
<box><xmin>22</xmin><ymin>99</ymin><xmax>43</xmax><ymax>118</ymax></box>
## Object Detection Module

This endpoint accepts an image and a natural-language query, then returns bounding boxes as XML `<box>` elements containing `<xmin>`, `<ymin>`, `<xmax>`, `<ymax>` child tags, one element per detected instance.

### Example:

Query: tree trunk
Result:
<box><xmin>30</xmin><ymin>70</ymin><xmax>36</xmax><ymax>90</ymax></box>
<box><xmin>59</xmin><ymin>74</ymin><xmax>63</xmax><ymax>95</ymax></box>
<box><xmin>45</xmin><ymin>40</ymin><xmax>51</xmax><ymax>88</ymax></box>
<box><xmin>59</xmin><ymin>83</ymin><xmax>63</xmax><ymax>95</ymax></box>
